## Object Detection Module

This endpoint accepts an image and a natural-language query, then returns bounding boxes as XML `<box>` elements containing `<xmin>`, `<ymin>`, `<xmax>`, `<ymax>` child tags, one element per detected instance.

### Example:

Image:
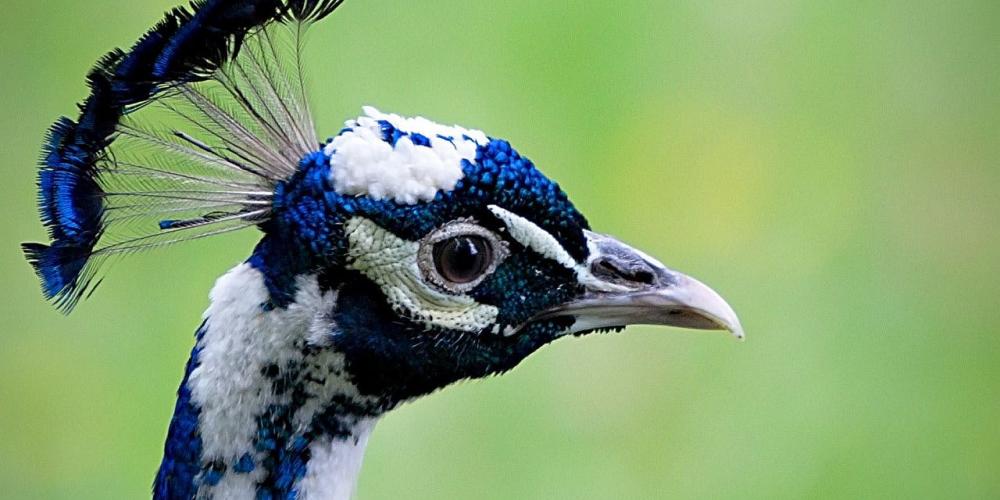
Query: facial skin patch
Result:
<box><xmin>344</xmin><ymin>217</ymin><xmax>499</xmax><ymax>332</ymax></box>
<box><xmin>326</xmin><ymin>107</ymin><xmax>489</xmax><ymax>205</ymax></box>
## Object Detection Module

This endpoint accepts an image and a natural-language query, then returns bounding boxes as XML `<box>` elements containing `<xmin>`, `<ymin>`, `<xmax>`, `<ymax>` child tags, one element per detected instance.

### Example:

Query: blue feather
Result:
<box><xmin>154</xmin><ymin>324</ymin><xmax>206</xmax><ymax>500</ymax></box>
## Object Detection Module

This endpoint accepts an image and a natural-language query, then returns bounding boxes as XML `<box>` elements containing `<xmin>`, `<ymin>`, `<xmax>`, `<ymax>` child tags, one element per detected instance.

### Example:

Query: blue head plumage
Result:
<box><xmin>241</xmin><ymin>108</ymin><xmax>596</xmax><ymax>391</ymax></box>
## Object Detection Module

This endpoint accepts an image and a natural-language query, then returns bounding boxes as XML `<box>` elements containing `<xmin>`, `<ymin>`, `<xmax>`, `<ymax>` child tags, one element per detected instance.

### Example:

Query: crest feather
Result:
<box><xmin>24</xmin><ymin>0</ymin><xmax>346</xmax><ymax>312</ymax></box>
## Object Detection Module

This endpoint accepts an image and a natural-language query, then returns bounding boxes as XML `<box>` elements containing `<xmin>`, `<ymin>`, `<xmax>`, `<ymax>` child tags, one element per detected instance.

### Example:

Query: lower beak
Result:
<box><xmin>520</xmin><ymin>232</ymin><xmax>744</xmax><ymax>340</ymax></box>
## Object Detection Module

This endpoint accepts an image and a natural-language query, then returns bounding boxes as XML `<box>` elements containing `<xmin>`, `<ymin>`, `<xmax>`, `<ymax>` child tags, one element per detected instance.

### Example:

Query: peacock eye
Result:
<box><xmin>434</xmin><ymin>236</ymin><xmax>493</xmax><ymax>284</ymax></box>
<box><xmin>419</xmin><ymin>220</ymin><xmax>509</xmax><ymax>293</ymax></box>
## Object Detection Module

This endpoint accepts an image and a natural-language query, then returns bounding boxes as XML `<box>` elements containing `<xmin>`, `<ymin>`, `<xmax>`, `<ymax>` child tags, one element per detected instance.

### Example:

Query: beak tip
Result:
<box><xmin>730</xmin><ymin>326</ymin><xmax>746</xmax><ymax>341</ymax></box>
<box><xmin>720</xmin><ymin>313</ymin><xmax>745</xmax><ymax>341</ymax></box>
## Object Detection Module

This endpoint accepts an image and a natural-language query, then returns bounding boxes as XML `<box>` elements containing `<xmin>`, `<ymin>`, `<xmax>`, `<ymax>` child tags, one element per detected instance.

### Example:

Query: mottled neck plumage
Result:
<box><xmin>154</xmin><ymin>263</ymin><xmax>382</xmax><ymax>500</ymax></box>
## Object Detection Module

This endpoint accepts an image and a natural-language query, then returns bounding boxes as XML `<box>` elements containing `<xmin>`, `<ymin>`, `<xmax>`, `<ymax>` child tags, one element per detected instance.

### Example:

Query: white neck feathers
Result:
<box><xmin>296</xmin><ymin>418</ymin><xmax>378</xmax><ymax>500</ymax></box>
<box><xmin>187</xmin><ymin>263</ymin><xmax>376</xmax><ymax>499</ymax></box>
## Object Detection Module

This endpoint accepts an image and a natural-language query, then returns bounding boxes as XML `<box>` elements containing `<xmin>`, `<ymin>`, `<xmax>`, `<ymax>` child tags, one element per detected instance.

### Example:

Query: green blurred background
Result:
<box><xmin>2</xmin><ymin>1</ymin><xmax>998</xmax><ymax>498</ymax></box>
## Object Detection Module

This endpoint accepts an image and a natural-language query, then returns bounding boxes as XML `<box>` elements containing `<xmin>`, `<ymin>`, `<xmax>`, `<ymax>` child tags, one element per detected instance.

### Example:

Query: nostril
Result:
<box><xmin>596</xmin><ymin>259</ymin><xmax>621</xmax><ymax>277</ymax></box>
<box><xmin>594</xmin><ymin>258</ymin><xmax>656</xmax><ymax>286</ymax></box>
<box><xmin>632</xmin><ymin>269</ymin><xmax>655</xmax><ymax>285</ymax></box>
<box><xmin>597</xmin><ymin>260</ymin><xmax>616</xmax><ymax>272</ymax></box>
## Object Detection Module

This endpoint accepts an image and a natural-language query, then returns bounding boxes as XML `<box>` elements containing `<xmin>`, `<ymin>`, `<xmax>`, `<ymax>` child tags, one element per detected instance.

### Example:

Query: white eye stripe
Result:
<box><xmin>488</xmin><ymin>205</ymin><xmax>631</xmax><ymax>294</ymax></box>
<box><xmin>487</xmin><ymin>206</ymin><xmax>577</xmax><ymax>270</ymax></box>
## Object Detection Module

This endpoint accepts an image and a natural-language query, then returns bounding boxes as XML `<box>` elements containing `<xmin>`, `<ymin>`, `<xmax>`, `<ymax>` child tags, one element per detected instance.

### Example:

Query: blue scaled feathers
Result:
<box><xmin>23</xmin><ymin>0</ymin><xmax>345</xmax><ymax>312</ymax></box>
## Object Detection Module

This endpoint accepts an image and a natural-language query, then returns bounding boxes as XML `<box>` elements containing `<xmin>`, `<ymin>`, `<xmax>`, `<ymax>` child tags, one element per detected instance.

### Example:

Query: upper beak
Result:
<box><xmin>521</xmin><ymin>231</ymin><xmax>744</xmax><ymax>340</ymax></box>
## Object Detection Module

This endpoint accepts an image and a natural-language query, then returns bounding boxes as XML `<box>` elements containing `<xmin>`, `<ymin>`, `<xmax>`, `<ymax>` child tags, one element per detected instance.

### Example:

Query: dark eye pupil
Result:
<box><xmin>434</xmin><ymin>236</ymin><xmax>493</xmax><ymax>284</ymax></box>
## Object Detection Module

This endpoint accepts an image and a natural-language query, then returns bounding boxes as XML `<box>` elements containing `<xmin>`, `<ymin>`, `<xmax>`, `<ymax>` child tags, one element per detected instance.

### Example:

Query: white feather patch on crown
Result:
<box><xmin>325</xmin><ymin>107</ymin><xmax>488</xmax><ymax>205</ymax></box>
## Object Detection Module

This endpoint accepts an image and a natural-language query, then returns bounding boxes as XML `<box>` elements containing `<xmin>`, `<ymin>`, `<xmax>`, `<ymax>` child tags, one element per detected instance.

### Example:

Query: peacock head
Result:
<box><xmin>23</xmin><ymin>3</ymin><xmax>744</xmax><ymax>496</ymax></box>
<box><xmin>247</xmin><ymin>107</ymin><xmax>744</xmax><ymax>404</ymax></box>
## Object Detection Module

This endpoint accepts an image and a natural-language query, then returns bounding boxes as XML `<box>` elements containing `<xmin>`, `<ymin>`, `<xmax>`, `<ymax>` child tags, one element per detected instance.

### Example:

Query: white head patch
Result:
<box><xmin>325</xmin><ymin>107</ymin><xmax>489</xmax><ymax>205</ymax></box>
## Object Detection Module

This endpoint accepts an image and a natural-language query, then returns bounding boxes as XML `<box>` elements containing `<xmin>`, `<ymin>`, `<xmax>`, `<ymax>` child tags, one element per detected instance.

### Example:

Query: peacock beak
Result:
<box><xmin>516</xmin><ymin>231</ymin><xmax>744</xmax><ymax>339</ymax></box>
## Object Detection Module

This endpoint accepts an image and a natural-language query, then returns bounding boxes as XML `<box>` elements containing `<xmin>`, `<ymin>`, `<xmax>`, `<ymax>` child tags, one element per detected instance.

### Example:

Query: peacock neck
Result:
<box><xmin>154</xmin><ymin>263</ymin><xmax>384</xmax><ymax>500</ymax></box>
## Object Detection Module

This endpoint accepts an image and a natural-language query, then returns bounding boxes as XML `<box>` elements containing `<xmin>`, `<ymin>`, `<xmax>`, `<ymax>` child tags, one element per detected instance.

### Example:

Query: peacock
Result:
<box><xmin>23</xmin><ymin>1</ymin><xmax>743</xmax><ymax>499</ymax></box>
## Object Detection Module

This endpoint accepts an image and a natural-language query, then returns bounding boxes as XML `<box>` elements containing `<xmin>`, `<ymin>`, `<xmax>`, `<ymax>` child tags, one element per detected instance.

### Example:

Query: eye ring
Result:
<box><xmin>418</xmin><ymin>220</ymin><xmax>509</xmax><ymax>294</ymax></box>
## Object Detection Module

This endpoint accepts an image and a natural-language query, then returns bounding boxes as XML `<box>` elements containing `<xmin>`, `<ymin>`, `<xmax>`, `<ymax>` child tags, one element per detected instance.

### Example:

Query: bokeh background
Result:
<box><xmin>1</xmin><ymin>1</ymin><xmax>998</xmax><ymax>498</ymax></box>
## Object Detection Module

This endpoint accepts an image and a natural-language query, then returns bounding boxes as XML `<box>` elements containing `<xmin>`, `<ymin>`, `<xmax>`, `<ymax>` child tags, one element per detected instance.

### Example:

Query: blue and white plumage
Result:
<box><xmin>23</xmin><ymin>2</ymin><xmax>744</xmax><ymax>499</ymax></box>
<box><xmin>328</xmin><ymin>107</ymin><xmax>488</xmax><ymax>204</ymax></box>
